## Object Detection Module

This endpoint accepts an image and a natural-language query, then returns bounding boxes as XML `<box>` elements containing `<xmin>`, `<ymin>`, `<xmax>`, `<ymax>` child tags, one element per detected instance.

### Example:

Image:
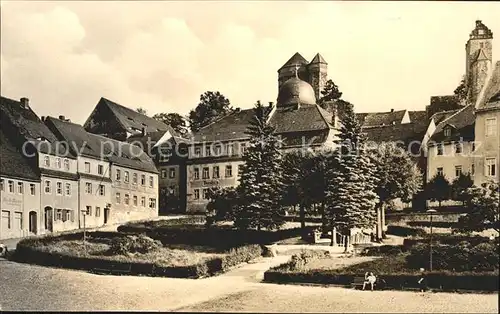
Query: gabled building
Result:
<box><xmin>83</xmin><ymin>97</ymin><xmax>173</xmax><ymax>141</ymax></box>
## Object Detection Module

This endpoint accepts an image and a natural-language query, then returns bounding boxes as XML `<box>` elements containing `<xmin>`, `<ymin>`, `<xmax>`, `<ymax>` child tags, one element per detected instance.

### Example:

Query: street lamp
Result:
<box><xmin>426</xmin><ymin>209</ymin><xmax>437</xmax><ymax>271</ymax></box>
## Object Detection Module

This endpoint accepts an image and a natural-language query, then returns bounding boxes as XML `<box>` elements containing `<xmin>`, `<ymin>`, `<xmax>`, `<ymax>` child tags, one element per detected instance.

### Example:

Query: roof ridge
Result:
<box><xmin>315</xmin><ymin>105</ymin><xmax>333</xmax><ymax>127</ymax></box>
<box><xmin>436</xmin><ymin>104</ymin><xmax>472</xmax><ymax>128</ymax></box>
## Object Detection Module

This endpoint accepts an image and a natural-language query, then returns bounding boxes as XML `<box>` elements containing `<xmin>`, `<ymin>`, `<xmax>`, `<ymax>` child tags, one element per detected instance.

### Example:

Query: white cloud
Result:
<box><xmin>1</xmin><ymin>1</ymin><xmax>500</xmax><ymax>124</ymax></box>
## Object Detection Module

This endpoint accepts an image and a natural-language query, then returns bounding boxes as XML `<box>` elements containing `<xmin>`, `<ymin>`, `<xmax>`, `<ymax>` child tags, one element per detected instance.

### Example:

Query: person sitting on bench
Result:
<box><xmin>363</xmin><ymin>272</ymin><xmax>377</xmax><ymax>291</ymax></box>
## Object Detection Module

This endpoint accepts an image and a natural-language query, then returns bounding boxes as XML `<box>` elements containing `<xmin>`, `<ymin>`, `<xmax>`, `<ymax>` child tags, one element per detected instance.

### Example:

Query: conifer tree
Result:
<box><xmin>234</xmin><ymin>101</ymin><xmax>285</xmax><ymax>230</ymax></box>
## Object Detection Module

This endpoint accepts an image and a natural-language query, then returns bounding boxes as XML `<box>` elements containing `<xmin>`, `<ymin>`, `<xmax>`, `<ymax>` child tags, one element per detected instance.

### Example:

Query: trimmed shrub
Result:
<box><xmin>108</xmin><ymin>234</ymin><xmax>162</xmax><ymax>255</ymax></box>
<box><xmin>407</xmin><ymin>221</ymin><xmax>457</xmax><ymax>228</ymax></box>
<box><xmin>274</xmin><ymin>250</ymin><xmax>331</xmax><ymax>272</ymax></box>
<box><xmin>361</xmin><ymin>245</ymin><xmax>406</xmax><ymax>256</ymax></box>
<box><xmin>403</xmin><ymin>234</ymin><xmax>493</xmax><ymax>248</ymax></box>
<box><xmin>386</xmin><ymin>225</ymin><xmax>426</xmax><ymax>237</ymax></box>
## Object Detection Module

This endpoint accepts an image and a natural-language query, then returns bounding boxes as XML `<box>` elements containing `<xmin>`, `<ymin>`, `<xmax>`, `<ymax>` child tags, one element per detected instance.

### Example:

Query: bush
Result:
<box><xmin>274</xmin><ymin>250</ymin><xmax>330</xmax><ymax>272</ymax></box>
<box><xmin>108</xmin><ymin>234</ymin><xmax>163</xmax><ymax>255</ymax></box>
<box><xmin>403</xmin><ymin>234</ymin><xmax>492</xmax><ymax>248</ymax></box>
<box><xmin>405</xmin><ymin>242</ymin><xmax>499</xmax><ymax>272</ymax></box>
<box><xmin>361</xmin><ymin>245</ymin><xmax>406</xmax><ymax>256</ymax></box>
<box><xmin>407</xmin><ymin>221</ymin><xmax>457</xmax><ymax>228</ymax></box>
<box><xmin>386</xmin><ymin>225</ymin><xmax>426</xmax><ymax>237</ymax></box>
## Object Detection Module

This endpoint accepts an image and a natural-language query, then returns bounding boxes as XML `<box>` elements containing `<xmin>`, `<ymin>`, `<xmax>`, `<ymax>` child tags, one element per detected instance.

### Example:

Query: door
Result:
<box><xmin>104</xmin><ymin>208</ymin><xmax>110</xmax><ymax>224</ymax></box>
<box><xmin>44</xmin><ymin>207</ymin><xmax>53</xmax><ymax>232</ymax></box>
<box><xmin>29</xmin><ymin>211</ymin><xmax>37</xmax><ymax>234</ymax></box>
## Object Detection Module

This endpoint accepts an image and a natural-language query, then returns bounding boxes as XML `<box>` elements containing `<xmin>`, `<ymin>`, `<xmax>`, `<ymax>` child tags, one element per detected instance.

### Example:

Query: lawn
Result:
<box><xmin>32</xmin><ymin>237</ymin><xmax>225</xmax><ymax>267</ymax></box>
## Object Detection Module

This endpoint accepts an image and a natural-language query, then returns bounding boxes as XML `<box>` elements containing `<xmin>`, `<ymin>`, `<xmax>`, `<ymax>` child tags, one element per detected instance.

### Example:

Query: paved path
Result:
<box><xmin>1</xmin><ymin>253</ymin><xmax>498</xmax><ymax>312</ymax></box>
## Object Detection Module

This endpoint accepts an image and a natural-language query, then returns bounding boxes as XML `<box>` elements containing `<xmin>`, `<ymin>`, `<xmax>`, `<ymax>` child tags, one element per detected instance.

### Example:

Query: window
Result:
<box><xmin>116</xmin><ymin>169</ymin><xmax>121</xmax><ymax>181</ymax></box>
<box><xmin>202</xmin><ymin>188</ymin><xmax>209</xmax><ymax>200</ymax></box>
<box><xmin>212</xmin><ymin>166</ymin><xmax>220</xmax><ymax>179</ymax></box>
<box><xmin>227</xmin><ymin>143</ymin><xmax>234</xmax><ymax>156</ymax></box>
<box><xmin>116</xmin><ymin>193</ymin><xmax>121</xmax><ymax>204</ymax></box>
<box><xmin>8</xmin><ymin>180</ymin><xmax>14</xmax><ymax>193</ymax></box>
<box><xmin>471</xmin><ymin>164</ymin><xmax>475</xmax><ymax>176</ymax></box>
<box><xmin>14</xmin><ymin>212</ymin><xmax>22</xmax><ymax>229</ymax></box>
<box><xmin>85</xmin><ymin>182</ymin><xmax>92</xmax><ymax>194</ymax></box>
<box><xmin>0</xmin><ymin>179</ymin><xmax>3</xmax><ymax>191</ymax></box>
<box><xmin>56</xmin><ymin>209</ymin><xmax>63</xmax><ymax>220</ymax></box>
<box><xmin>240</xmin><ymin>143</ymin><xmax>247</xmax><ymax>155</ymax></box>
<box><xmin>141</xmin><ymin>196</ymin><xmax>146</xmax><ymax>207</ymax></box>
<box><xmin>62</xmin><ymin>210</ymin><xmax>72</xmax><ymax>222</ymax></box>
<box><xmin>485</xmin><ymin>118</ymin><xmax>497</xmax><ymax>137</ymax></box>
<box><xmin>65</xmin><ymin>183</ymin><xmax>71</xmax><ymax>196</ymax></box>
<box><xmin>194</xmin><ymin>147</ymin><xmax>201</xmax><ymax>157</ymax></box>
<box><xmin>64</xmin><ymin>159</ymin><xmax>70</xmax><ymax>171</ymax></box>
<box><xmin>56</xmin><ymin>182</ymin><xmax>62</xmax><ymax>195</ymax></box>
<box><xmin>99</xmin><ymin>184</ymin><xmax>105</xmax><ymax>196</ymax></box>
<box><xmin>124</xmin><ymin>171</ymin><xmax>129</xmax><ymax>183</ymax></box>
<box><xmin>44</xmin><ymin>180</ymin><xmax>51</xmax><ymax>194</ymax></box>
<box><xmin>133</xmin><ymin>195</ymin><xmax>138</xmax><ymax>206</ymax></box>
<box><xmin>194</xmin><ymin>189</ymin><xmax>200</xmax><ymax>200</ymax></box>
<box><xmin>17</xmin><ymin>182</ymin><xmax>23</xmax><ymax>194</ymax></box>
<box><xmin>84</xmin><ymin>162</ymin><xmax>90</xmax><ymax>173</ymax></box>
<box><xmin>98</xmin><ymin>165</ymin><xmax>104</xmax><ymax>175</ymax></box>
<box><xmin>44</xmin><ymin>156</ymin><xmax>50</xmax><ymax>167</ymax></box>
<box><xmin>169</xmin><ymin>168</ymin><xmax>176</xmax><ymax>179</ymax></box>
<box><xmin>455</xmin><ymin>143</ymin><xmax>462</xmax><ymax>154</ymax></box>
<box><xmin>214</xmin><ymin>145</ymin><xmax>222</xmax><ymax>156</ymax></box>
<box><xmin>194</xmin><ymin>168</ymin><xmax>200</xmax><ymax>180</ymax></box>
<box><xmin>444</xmin><ymin>127</ymin><xmax>451</xmax><ymax>137</ymax></box>
<box><xmin>437</xmin><ymin>144</ymin><xmax>444</xmax><ymax>156</ymax></box>
<box><xmin>56</xmin><ymin>158</ymin><xmax>61</xmax><ymax>169</ymax></box>
<box><xmin>149</xmin><ymin>176</ymin><xmax>154</xmax><ymax>188</ymax></box>
<box><xmin>486</xmin><ymin>158</ymin><xmax>497</xmax><ymax>177</ymax></box>
<box><xmin>2</xmin><ymin>210</ymin><xmax>11</xmax><ymax>229</ymax></box>
<box><xmin>205</xmin><ymin>146</ymin><xmax>211</xmax><ymax>157</ymax></box>
<box><xmin>225</xmin><ymin>165</ymin><xmax>233</xmax><ymax>177</ymax></box>
<box><xmin>30</xmin><ymin>184</ymin><xmax>36</xmax><ymax>195</ymax></box>
<box><xmin>149</xmin><ymin>198</ymin><xmax>156</xmax><ymax>209</ymax></box>
<box><xmin>455</xmin><ymin>165</ymin><xmax>462</xmax><ymax>177</ymax></box>
<box><xmin>238</xmin><ymin>165</ymin><xmax>243</xmax><ymax>176</ymax></box>
<box><xmin>141</xmin><ymin>174</ymin><xmax>146</xmax><ymax>185</ymax></box>
<box><xmin>95</xmin><ymin>207</ymin><xmax>101</xmax><ymax>218</ymax></box>
<box><xmin>133</xmin><ymin>173</ymin><xmax>138</xmax><ymax>184</ymax></box>
<box><xmin>124</xmin><ymin>194</ymin><xmax>130</xmax><ymax>205</ymax></box>
<box><xmin>161</xmin><ymin>170</ymin><xmax>167</xmax><ymax>178</ymax></box>
<box><xmin>86</xmin><ymin>206</ymin><xmax>92</xmax><ymax>216</ymax></box>
<box><xmin>202</xmin><ymin>167</ymin><xmax>210</xmax><ymax>179</ymax></box>
<box><xmin>437</xmin><ymin>167</ymin><xmax>444</xmax><ymax>176</ymax></box>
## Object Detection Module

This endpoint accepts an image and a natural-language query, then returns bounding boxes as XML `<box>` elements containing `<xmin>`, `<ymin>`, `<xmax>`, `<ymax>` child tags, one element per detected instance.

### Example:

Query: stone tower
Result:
<box><xmin>278</xmin><ymin>52</ymin><xmax>328</xmax><ymax>101</ymax></box>
<box><xmin>307</xmin><ymin>53</ymin><xmax>328</xmax><ymax>100</ymax></box>
<box><xmin>465</xmin><ymin>20</ymin><xmax>493</xmax><ymax>105</ymax></box>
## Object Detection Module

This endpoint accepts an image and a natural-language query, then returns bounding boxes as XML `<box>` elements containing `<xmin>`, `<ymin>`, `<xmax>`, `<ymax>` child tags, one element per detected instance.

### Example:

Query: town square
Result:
<box><xmin>0</xmin><ymin>1</ymin><xmax>499</xmax><ymax>312</ymax></box>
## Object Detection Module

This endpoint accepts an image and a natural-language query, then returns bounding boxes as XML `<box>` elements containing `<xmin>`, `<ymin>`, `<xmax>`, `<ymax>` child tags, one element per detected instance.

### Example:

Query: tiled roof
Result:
<box><xmin>476</xmin><ymin>60</ymin><xmax>500</xmax><ymax>111</ymax></box>
<box><xmin>0</xmin><ymin>128</ymin><xmax>39</xmax><ymax>181</ymax></box>
<box><xmin>98</xmin><ymin>97</ymin><xmax>173</xmax><ymax>135</ymax></box>
<box><xmin>363</xmin><ymin>122</ymin><xmax>427</xmax><ymax>147</ymax></box>
<box><xmin>408</xmin><ymin>110</ymin><xmax>427</xmax><ymax>123</ymax></box>
<box><xmin>310</xmin><ymin>53</ymin><xmax>327</xmax><ymax>64</ymax></box>
<box><xmin>429</xmin><ymin>109</ymin><xmax>460</xmax><ymax>125</ymax></box>
<box><xmin>270</xmin><ymin>104</ymin><xmax>332</xmax><ymax>134</ymax></box>
<box><xmin>430</xmin><ymin>105</ymin><xmax>475</xmax><ymax>143</ymax></box>
<box><xmin>46</xmin><ymin>117</ymin><xmax>158</xmax><ymax>174</ymax></box>
<box><xmin>193</xmin><ymin>109</ymin><xmax>256</xmax><ymax>142</ymax></box>
<box><xmin>279</xmin><ymin>52</ymin><xmax>308</xmax><ymax>70</ymax></box>
<box><xmin>359</xmin><ymin>110</ymin><xmax>407</xmax><ymax>127</ymax></box>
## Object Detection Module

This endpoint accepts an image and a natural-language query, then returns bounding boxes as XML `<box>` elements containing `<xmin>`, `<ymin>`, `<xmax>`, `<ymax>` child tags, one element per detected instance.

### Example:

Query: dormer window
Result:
<box><xmin>444</xmin><ymin>127</ymin><xmax>451</xmax><ymax>137</ymax></box>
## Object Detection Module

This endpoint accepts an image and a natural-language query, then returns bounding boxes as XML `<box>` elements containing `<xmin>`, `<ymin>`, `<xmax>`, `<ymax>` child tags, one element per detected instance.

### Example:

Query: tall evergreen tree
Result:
<box><xmin>234</xmin><ymin>101</ymin><xmax>285</xmax><ymax>230</ymax></box>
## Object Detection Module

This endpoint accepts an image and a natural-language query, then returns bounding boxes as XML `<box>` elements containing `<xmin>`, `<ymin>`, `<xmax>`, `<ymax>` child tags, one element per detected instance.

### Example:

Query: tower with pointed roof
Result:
<box><xmin>466</xmin><ymin>20</ymin><xmax>493</xmax><ymax>105</ymax></box>
<box><xmin>308</xmin><ymin>53</ymin><xmax>328</xmax><ymax>100</ymax></box>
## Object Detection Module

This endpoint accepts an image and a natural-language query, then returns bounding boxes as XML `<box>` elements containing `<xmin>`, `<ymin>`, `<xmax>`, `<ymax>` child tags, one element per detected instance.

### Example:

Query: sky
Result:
<box><xmin>1</xmin><ymin>1</ymin><xmax>500</xmax><ymax>124</ymax></box>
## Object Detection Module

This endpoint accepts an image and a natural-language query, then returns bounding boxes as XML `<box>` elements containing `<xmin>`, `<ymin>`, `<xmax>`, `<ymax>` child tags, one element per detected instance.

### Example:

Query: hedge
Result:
<box><xmin>263</xmin><ymin>269</ymin><xmax>499</xmax><ymax>291</ymax></box>
<box><xmin>407</xmin><ymin>221</ymin><xmax>458</xmax><ymax>228</ymax></box>
<box><xmin>118</xmin><ymin>224</ymin><xmax>315</xmax><ymax>249</ymax></box>
<box><xmin>361</xmin><ymin>245</ymin><xmax>408</xmax><ymax>256</ymax></box>
<box><xmin>386</xmin><ymin>225</ymin><xmax>426</xmax><ymax>237</ymax></box>
<box><xmin>13</xmin><ymin>232</ymin><xmax>263</xmax><ymax>279</ymax></box>
<box><xmin>403</xmin><ymin>234</ymin><xmax>494</xmax><ymax>248</ymax></box>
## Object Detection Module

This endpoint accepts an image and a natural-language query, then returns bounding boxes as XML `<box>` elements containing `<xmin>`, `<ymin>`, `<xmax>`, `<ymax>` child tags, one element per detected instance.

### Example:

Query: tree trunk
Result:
<box><xmin>381</xmin><ymin>204</ymin><xmax>386</xmax><ymax>239</ymax></box>
<box><xmin>375</xmin><ymin>204</ymin><xmax>383</xmax><ymax>242</ymax></box>
<box><xmin>300</xmin><ymin>203</ymin><xmax>306</xmax><ymax>238</ymax></box>
<box><xmin>438</xmin><ymin>200</ymin><xmax>442</xmax><ymax>208</ymax></box>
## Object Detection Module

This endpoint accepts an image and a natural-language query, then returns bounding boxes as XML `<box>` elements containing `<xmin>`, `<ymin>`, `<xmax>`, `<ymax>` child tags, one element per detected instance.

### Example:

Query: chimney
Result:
<box><xmin>59</xmin><ymin>115</ymin><xmax>65</xmax><ymax>120</ymax></box>
<box><xmin>41</xmin><ymin>116</ymin><xmax>45</xmax><ymax>122</ymax></box>
<box><xmin>390</xmin><ymin>108</ymin><xmax>394</xmax><ymax>112</ymax></box>
<box><xmin>20</xmin><ymin>97</ymin><xmax>29</xmax><ymax>109</ymax></box>
<box><xmin>142</xmin><ymin>127</ymin><xmax>147</xmax><ymax>136</ymax></box>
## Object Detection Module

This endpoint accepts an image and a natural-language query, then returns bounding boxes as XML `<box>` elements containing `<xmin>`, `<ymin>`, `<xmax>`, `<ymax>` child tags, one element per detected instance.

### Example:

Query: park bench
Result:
<box><xmin>351</xmin><ymin>276</ymin><xmax>366</xmax><ymax>289</ymax></box>
<box><xmin>92</xmin><ymin>263</ymin><xmax>132</xmax><ymax>275</ymax></box>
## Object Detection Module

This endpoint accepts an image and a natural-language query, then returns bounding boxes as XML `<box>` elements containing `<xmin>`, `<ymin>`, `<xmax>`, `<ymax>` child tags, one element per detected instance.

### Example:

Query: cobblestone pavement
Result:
<box><xmin>1</xmin><ymin>255</ymin><xmax>497</xmax><ymax>312</ymax></box>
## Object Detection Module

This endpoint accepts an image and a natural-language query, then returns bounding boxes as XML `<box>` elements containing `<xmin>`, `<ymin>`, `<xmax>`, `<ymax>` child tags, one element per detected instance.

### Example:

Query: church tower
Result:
<box><xmin>307</xmin><ymin>53</ymin><xmax>328</xmax><ymax>101</ymax></box>
<box><xmin>465</xmin><ymin>20</ymin><xmax>493</xmax><ymax>105</ymax></box>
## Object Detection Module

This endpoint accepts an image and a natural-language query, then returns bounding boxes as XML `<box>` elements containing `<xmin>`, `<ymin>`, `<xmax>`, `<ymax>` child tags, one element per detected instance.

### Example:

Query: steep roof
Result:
<box><xmin>270</xmin><ymin>104</ymin><xmax>332</xmax><ymax>133</ymax></box>
<box><xmin>408</xmin><ymin>110</ymin><xmax>427</xmax><ymax>123</ymax></box>
<box><xmin>429</xmin><ymin>109</ymin><xmax>461</xmax><ymax>125</ymax></box>
<box><xmin>359</xmin><ymin>110</ymin><xmax>407</xmax><ymax>128</ymax></box>
<box><xmin>0</xmin><ymin>128</ymin><xmax>39</xmax><ymax>181</ymax></box>
<box><xmin>310</xmin><ymin>53</ymin><xmax>327</xmax><ymax>64</ymax></box>
<box><xmin>430</xmin><ymin>105</ymin><xmax>475</xmax><ymax>143</ymax></box>
<box><xmin>476</xmin><ymin>60</ymin><xmax>500</xmax><ymax>111</ymax></box>
<box><xmin>97</xmin><ymin>97</ymin><xmax>173</xmax><ymax>135</ymax></box>
<box><xmin>46</xmin><ymin>116</ymin><xmax>158</xmax><ymax>173</ymax></box>
<box><xmin>279</xmin><ymin>52</ymin><xmax>309</xmax><ymax>70</ymax></box>
<box><xmin>193</xmin><ymin>109</ymin><xmax>256</xmax><ymax>142</ymax></box>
